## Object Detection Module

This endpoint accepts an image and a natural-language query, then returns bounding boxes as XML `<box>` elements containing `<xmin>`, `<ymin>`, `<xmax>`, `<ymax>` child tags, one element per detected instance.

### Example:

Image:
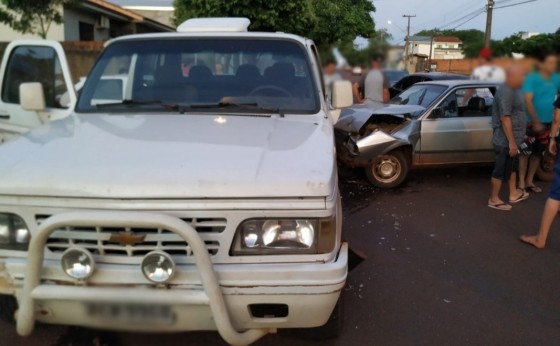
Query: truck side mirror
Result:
<box><xmin>19</xmin><ymin>82</ymin><xmax>46</xmax><ymax>112</ymax></box>
<box><xmin>331</xmin><ymin>80</ymin><xmax>353</xmax><ymax>109</ymax></box>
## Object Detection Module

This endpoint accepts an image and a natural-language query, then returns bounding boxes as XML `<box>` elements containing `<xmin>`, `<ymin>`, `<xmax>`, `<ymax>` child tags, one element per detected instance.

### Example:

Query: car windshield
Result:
<box><xmin>76</xmin><ymin>38</ymin><xmax>319</xmax><ymax>114</ymax></box>
<box><xmin>390</xmin><ymin>84</ymin><xmax>447</xmax><ymax>108</ymax></box>
<box><xmin>384</xmin><ymin>70</ymin><xmax>408</xmax><ymax>83</ymax></box>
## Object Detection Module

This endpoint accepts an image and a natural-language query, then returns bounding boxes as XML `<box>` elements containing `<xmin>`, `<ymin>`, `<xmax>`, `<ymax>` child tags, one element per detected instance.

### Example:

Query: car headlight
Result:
<box><xmin>231</xmin><ymin>217</ymin><xmax>337</xmax><ymax>255</ymax></box>
<box><xmin>61</xmin><ymin>247</ymin><xmax>95</xmax><ymax>280</ymax></box>
<box><xmin>0</xmin><ymin>213</ymin><xmax>30</xmax><ymax>251</ymax></box>
<box><xmin>141</xmin><ymin>251</ymin><xmax>176</xmax><ymax>284</ymax></box>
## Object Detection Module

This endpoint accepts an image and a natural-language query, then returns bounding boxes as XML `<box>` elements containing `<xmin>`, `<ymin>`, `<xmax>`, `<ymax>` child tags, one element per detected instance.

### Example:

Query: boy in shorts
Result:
<box><xmin>520</xmin><ymin>98</ymin><xmax>560</xmax><ymax>248</ymax></box>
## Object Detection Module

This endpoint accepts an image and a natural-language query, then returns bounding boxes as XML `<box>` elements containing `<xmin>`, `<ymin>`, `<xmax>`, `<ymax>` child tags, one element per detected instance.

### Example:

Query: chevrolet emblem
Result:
<box><xmin>109</xmin><ymin>232</ymin><xmax>146</xmax><ymax>246</ymax></box>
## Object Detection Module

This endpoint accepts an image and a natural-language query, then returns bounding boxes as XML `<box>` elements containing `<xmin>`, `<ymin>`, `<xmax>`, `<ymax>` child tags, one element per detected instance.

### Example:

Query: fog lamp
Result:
<box><xmin>0</xmin><ymin>213</ymin><xmax>30</xmax><ymax>250</ymax></box>
<box><xmin>61</xmin><ymin>247</ymin><xmax>95</xmax><ymax>280</ymax></box>
<box><xmin>141</xmin><ymin>251</ymin><xmax>176</xmax><ymax>284</ymax></box>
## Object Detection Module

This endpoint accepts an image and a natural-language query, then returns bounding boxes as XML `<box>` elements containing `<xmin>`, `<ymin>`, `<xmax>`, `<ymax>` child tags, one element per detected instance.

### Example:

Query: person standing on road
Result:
<box><xmin>488</xmin><ymin>65</ymin><xmax>530</xmax><ymax>211</ymax></box>
<box><xmin>518</xmin><ymin>52</ymin><xmax>560</xmax><ymax>194</ymax></box>
<box><xmin>520</xmin><ymin>98</ymin><xmax>560</xmax><ymax>248</ymax></box>
<box><xmin>463</xmin><ymin>48</ymin><xmax>506</xmax><ymax>106</ymax></box>
<box><xmin>323</xmin><ymin>59</ymin><xmax>342</xmax><ymax>104</ymax></box>
<box><xmin>354</xmin><ymin>54</ymin><xmax>390</xmax><ymax>105</ymax></box>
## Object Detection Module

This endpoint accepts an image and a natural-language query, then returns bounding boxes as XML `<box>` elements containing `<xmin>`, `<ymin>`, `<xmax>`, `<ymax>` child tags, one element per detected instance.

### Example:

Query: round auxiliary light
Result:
<box><xmin>141</xmin><ymin>251</ymin><xmax>176</xmax><ymax>284</ymax></box>
<box><xmin>61</xmin><ymin>247</ymin><xmax>95</xmax><ymax>280</ymax></box>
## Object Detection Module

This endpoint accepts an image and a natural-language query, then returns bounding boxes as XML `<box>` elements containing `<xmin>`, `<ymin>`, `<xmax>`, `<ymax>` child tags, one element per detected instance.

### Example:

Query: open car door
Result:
<box><xmin>0</xmin><ymin>40</ymin><xmax>76</xmax><ymax>144</ymax></box>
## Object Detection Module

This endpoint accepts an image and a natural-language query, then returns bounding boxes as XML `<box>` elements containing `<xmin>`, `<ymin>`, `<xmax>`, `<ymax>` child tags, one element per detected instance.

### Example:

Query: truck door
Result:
<box><xmin>0</xmin><ymin>40</ymin><xmax>76</xmax><ymax>144</ymax></box>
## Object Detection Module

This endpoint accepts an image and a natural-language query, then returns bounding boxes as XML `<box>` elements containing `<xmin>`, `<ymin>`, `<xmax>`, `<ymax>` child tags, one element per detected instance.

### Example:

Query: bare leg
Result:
<box><xmin>489</xmin><ymin>177</ymin><xmax>504</xmax><ymax>205</ymax></box>
<box><xmin>525</xmin><ymin>155</ymin><xmax>541</xmax><ymax>189</ymax></box>
<box><xmin>508</xmin><ymin>172</ymin><xmax>523</xmax><ymax>201</ymax></box>
<box><xmin>518</xmin><ymin>155</ymin><xmax>529</xmax><ymax>189</ymax></box>
<box><xmin>520</xmin><ymin>198</ymin><xmax>560</xmax><ymax>248</ymax></box>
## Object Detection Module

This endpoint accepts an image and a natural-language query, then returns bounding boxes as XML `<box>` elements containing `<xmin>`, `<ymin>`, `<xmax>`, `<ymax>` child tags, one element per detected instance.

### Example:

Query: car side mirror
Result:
<box><xmin>331</xmin><ymin>80</ymin><xmax>353</xmax><ymax>109</ymax></box>
<box><xmin>19</xmin><ymin>82</ymin><xmax>46</xmax><ymax>112</ymax></box>
<box><xmin>430</xmin><ymin>107</ymin><xmax>444</xmax><ymax>118</ymax></box>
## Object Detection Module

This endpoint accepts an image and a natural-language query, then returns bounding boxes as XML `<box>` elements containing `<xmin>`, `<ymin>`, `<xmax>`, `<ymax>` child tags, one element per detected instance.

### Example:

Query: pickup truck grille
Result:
<box><xmin>36</xmin><ymin>215</ymin><xmax>225</xmax><ymax>263</ymax></box>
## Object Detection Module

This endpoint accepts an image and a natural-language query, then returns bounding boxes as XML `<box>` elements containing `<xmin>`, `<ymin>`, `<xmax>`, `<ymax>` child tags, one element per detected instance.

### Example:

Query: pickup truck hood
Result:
<box><xmin>335</xmin><ymin>104</ymin><xmax>425</xmax><ymax>133</ymax></box>
<box><xmin>0</xmin><ymin>114</ymin><xmax>335</xmax><ymax>199</ymax></box>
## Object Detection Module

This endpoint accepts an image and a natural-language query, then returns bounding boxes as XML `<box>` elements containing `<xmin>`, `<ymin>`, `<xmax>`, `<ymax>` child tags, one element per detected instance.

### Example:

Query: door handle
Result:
<box><xmin>0</xmin><ymin>114</ymin><xmax>10</xmax><ymax>119</ymax></box>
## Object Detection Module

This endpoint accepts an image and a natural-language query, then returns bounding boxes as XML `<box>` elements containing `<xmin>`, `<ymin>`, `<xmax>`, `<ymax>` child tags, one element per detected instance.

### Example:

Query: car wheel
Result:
<box><xmin>298</xmin><ymin>293</ymin><xmax>343</xmax><ymax>340</ymax></box>
<box><xmin>365</xmin><ymin>150</ymin><xmax>409</xmax><ymax>188</ymax></box>
<box><xmin>536</xmin><ymin>152</ymin><xmax>555</xmax><ymax>182</ymax></box>
<box><xmin>0</xmin><ymin>295</ymin><xmax>17</xmax><ymax>324</ymax></box>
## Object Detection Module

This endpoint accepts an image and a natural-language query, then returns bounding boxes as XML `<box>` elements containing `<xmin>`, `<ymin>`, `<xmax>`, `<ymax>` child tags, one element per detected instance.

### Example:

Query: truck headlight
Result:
<box><xmin>61</xmin><ymin>248</ymin><xmax>95</xmax><ymax>280</ymax></box>
<box><xmin>0</xmin><ymin>213</ymin><xmax>30</xmax><ymax>251</ymax></box>
<box><xmin>231</xmin><ymin>217</ymin><xmax>337</xmax><ymax>255</ymax></box>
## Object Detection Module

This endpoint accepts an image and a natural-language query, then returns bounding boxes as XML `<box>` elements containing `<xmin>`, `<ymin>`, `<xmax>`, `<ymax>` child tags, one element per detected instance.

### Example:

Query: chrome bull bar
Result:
<box><xmin>16</xmin><ymin>211</ymin><xmax>271</xmax><ymax>346</ymax></box>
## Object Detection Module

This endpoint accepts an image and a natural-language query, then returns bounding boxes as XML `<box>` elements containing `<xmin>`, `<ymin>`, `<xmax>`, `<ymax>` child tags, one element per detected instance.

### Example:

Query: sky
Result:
<box><xmin>373</xmin><ymin>0</ymin><xmax>559</xmax><ymax>44</ymax></box>
<box><xmin>112</xmin><ymin>0</ymin><xmax>559</xmax><ymax>43</ymax></box>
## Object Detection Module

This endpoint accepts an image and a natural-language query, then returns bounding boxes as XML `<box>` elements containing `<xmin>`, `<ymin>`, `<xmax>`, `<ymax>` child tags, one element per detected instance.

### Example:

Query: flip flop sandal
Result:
<box><xmin>488</xmin><ymin>203</ymin><xmax>512</xmax><ymax>211</ymax></box>
<box><xmin>526</xmin><ymin>185</ymin><xmax>542</xmax><ymax>193</ymax></box>
<box><xmin>509</xmin><ymin>192</ymin><xmax>530</xmax><ymax>204</ymax></box>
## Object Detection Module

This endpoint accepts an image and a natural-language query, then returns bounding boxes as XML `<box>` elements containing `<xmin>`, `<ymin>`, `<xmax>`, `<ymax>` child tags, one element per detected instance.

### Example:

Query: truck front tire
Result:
<box><xmin>0</xmin><ymin>295</ymin><xmax>17</xmax><ymax>324</ymax></box>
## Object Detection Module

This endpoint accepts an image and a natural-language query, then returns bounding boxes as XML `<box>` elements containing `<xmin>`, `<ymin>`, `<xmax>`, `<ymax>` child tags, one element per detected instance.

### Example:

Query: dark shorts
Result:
<box><xmin>492</xmin><ymin>146</ymin><xmax>519</xmax><ymax>180</ymax></box>
<box><xmin>549</xmin><ymin>153</ymin><xmax>560</xmax><ymax>201</ymax></box>
<box><xmin>524</xmin><ymin>123</ymin><xmax>551</xmax><ymax>155</ymax></box>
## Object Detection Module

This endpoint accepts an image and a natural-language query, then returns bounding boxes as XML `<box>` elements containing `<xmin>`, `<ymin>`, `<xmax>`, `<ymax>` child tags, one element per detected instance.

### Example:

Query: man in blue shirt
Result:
<box><xmin>518</xmin><ymin>52</ymin><xmax>560</xmax><ymax>193</ymax></box>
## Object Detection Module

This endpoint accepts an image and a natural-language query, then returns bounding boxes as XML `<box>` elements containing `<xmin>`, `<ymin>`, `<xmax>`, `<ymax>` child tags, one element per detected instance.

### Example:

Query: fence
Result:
<box><xmin>0</xmin><ymin>41</ymin><xmax>104</xmax><ymax>83</ymax></box>
<box><xmin>430</xmin><ymin>57</ymin><xmax>537</xmax><ymax>75</ymax></box>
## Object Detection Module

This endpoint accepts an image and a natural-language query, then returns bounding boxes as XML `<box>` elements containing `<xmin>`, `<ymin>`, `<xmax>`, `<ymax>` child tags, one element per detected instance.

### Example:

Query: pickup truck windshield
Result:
<box><xmin>76</xmin><ymin>38</ymin><xmax>319</xmax><ymax>114</ymax></box>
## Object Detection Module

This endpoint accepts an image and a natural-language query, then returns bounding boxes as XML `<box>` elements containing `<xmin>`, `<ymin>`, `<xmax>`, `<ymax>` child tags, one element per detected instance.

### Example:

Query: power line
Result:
<box><xmin>451</xmin><ymin>9</ymin><xmax>486</xmax><ymax>30</ymax></box>
<box><xmin>494</xmin><ymin>0</ymin><xmax>538</xmax><ymax>9</ymax></box>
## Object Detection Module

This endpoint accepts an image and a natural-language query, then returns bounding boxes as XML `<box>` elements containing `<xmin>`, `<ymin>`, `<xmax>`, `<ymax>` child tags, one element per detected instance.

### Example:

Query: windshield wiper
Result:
<box><xmin>95</xmin><ymin>99</ymin><xmax>180</xmax><ymax>110</ymax></box>
<box><xmin>189</xmin><ymin>102</ymin><xmax>285</xmax><ymax>117</ymax></box>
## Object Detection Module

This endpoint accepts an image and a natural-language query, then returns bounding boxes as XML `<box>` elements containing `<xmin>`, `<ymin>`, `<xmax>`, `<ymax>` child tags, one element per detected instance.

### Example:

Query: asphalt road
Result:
<box><xmin>2</xmin><ymin>166</ymin><xmax>560</xmax><ymax>346</ymax></box>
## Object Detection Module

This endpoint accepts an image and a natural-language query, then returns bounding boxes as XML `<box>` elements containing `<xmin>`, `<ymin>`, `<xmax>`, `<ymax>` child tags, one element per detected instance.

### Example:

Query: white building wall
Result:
<box><xmin>63</xmin><ymin>7</ymin><xmax>109</xmax><ymax>41</ymax></box>
<box><xmin>0</xmin><ymin>21</ymin><xmax>65</xmax><ymax>41</ymax></box>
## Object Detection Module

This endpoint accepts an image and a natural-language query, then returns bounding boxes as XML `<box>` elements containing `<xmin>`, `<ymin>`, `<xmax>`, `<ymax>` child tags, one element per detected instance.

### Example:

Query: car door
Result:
<box><xmin>0</xmin><ymin>40</ymin><xmax>76</xmax><ymax>144</ymax></box>
<box><xmin>418</xmin><ymin>86</ymin><xmax>495</xmax><ymax>165</ymax></box>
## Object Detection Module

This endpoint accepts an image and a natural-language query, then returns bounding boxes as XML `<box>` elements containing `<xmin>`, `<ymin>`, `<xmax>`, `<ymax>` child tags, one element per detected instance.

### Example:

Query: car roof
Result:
<box><xmin>408</xmin><ymin>72</ymin><xmax>468</xmax><ymax>79</ymax></box>
<box><xmin>105</xmin><ymin>31</ymin><xmax>311</xmax><ymax>47</ymax></box>
<box><xmin>414</xmin><ymin>79</ymin><xmax>500</xmax><ymax>87</ymax></box>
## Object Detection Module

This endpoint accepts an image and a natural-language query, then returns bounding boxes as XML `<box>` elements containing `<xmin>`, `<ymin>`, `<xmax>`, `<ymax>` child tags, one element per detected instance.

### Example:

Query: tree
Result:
<box><xmin>174</xmin><ymin>0</ymin><xmax>316</xmax><ymax>39</ymax></box>
<box><xmin>0</xmin><ymin>0</ymin><xmax>73</xmax><ymax>39</ymax></box>
<box><xmin>309</xmin><ymin>0</ymin><xmax>375</xmax><ymax>46</ymax></box>
<box><xmin>173</xmin><ymin>0</ymin><xmax>376</xmax><ymax>48</ymax></box>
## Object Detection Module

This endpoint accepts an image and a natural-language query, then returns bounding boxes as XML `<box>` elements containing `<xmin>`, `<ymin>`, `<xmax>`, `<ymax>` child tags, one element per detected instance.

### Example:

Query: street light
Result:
<box><xmin>387</xmin><ymin>20</ymin><xmax>407</xmax><ymax>35</ymax></box>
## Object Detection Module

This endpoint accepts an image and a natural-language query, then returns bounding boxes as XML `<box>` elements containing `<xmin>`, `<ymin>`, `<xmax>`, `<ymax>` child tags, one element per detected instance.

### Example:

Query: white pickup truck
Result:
<box><xmin>0</xmin><ymin>18</ymin><xmax>353</xmax><ymax>345</ymax></box>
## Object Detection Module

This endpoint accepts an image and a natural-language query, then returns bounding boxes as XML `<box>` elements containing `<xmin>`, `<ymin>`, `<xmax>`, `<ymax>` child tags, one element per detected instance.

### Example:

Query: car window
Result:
<box><xmin>77</xmin><ymin>38</ymin><xmax>319</xmax><ymax>114</ymax></box>
<box><xmin>391</xmin><ymin>84</ymin><xmax>447</xmax><ymax>109</ymax></box>
<box><xmin>1</xmin><ymin>46</ymin><xmax>70</xmax><ymax>109</ymax></box>
<box><xmin>432</xmin><ymin>87</ymin><xmax>494</xmax><ymax>118</ymax></box>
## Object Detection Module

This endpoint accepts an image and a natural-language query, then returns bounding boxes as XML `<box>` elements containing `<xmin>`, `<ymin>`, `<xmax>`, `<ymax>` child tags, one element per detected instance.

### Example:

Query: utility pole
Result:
<box><xmin>403</xmin><ymin>14</ymin><xmax>416</xmax><ymax>69</ymax></box>
<box><xmin>484</xmin><ymin>0</ymin><xmax>494</xmax><ymax>48</ymax></box>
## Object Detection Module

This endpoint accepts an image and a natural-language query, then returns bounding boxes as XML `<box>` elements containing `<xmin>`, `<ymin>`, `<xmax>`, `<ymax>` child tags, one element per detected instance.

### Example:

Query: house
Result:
<box><xmin>432</xmin><ymin>36</ymin><xmax>464</xmax><ymax>60</ymax></box>
<box><xmin>405</xmin><ymin>35</ymin><xmax>465</xmax><ymax>61</ymax></box>
<box><xmin>0</xmin><ymin>0</ymin><xmax>173</xmax><ymax>42</ymax></box>
<box><xmin>111</xmin><ymin>0</ymin><xmax>175</xmax><ymax>27</ymax></box>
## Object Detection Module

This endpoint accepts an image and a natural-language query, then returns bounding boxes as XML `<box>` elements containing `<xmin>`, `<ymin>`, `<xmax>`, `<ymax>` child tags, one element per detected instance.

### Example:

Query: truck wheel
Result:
<box><xmin>298</xmin><ymin>294</ymin><xmax>343</xmax><ymax>340</ymax></box>
<box><xmin>0</xmin><ymin>295</ymin><xmax>17</xmax><ymax>324</ymax></box>
<box><xmin>536</xmin><ymin>152</ymin><xmax>555</xmax><ymax>182</ymax></box>
<box><xmin>365</xmin><ymin>150</ymin><xmax>409</xmax><ymax>188</ymax></box>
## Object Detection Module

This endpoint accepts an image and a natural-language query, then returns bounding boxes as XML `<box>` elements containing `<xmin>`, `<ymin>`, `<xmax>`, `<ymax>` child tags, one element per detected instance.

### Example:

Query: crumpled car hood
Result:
<box><xmin>335</xmin><ymin>104</ymin><xmax>426</xmax><ymax>133</ymax></box>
